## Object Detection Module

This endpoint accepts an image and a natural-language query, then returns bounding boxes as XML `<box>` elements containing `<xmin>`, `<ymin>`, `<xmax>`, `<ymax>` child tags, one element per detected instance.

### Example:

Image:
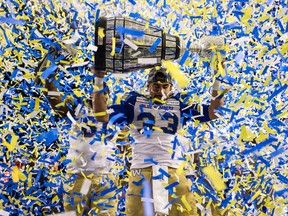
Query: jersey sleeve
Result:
<box><xmin>178</xmin><ymin>93</ymin><xmax>211</xmax><ymax>124</ymax></box>
<box><xmin>108</xmin><ymin>92</ymin><xmax>136</xmax><ymax>125</ymax></box>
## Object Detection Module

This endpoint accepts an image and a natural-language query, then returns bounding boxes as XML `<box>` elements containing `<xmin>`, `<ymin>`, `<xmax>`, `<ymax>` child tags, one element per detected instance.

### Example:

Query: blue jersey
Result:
<box><xmin>109</xmin><ymin>91</ymin><xmax>210</xmax><ymax>168</ymax></box>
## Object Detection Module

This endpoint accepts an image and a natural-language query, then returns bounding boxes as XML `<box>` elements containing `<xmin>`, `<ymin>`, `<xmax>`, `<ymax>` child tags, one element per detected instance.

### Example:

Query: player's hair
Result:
<box><xmin>148</xmin><ymin>67</ymin><xmax>172</xmax><ymax>84</ymax></box>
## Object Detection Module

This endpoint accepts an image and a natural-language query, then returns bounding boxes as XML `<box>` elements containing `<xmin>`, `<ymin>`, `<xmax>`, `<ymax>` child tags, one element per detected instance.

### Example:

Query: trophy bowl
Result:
<box><xmin>94</xmin><ymin>17</ymin><xmax>182</xmax><ymax>73</ymax></box>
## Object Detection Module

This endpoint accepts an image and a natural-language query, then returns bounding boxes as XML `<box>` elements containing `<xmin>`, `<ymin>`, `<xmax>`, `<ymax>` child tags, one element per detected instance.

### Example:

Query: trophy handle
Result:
<box><xmin>188</xmin><ymin>36</ymin><xmax>225</xmax><ymax>57</ymax></box>
<box><xmin>94</xmin><ymin>17</ymin><xmax>107</xmax><ymax>71</ymax></box>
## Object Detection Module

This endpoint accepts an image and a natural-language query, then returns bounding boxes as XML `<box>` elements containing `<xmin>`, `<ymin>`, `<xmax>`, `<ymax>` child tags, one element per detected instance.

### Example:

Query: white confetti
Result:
<box><xmin>80</xmin><ymin>179</ymin><xmax>92</xmax><ymax>195</ymax></box>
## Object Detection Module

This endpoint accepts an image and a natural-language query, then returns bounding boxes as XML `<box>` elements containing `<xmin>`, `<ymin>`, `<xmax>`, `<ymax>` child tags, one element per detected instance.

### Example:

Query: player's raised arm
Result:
<box><xmin>35</xmin><ymin>45</ymin><xmax>78</xmax><ymax>118</ymax></box>
<box><xmin>208</xmin><ymin>61</ymin><xmax>225</xmax><ymax>120</ymax></box>
<box><xmin>35</xmin><ymin>58</ymin><xmax>71</xmax><ymax>117</ymax></box>
<box><xmin>208</xmin><ymin>80</ymin><xmax>225</xmax><ymax>120</ymax></box>
<box><xmin>42</xmin><ymin>74</ymin><xmax>71</xmax><ymax>118</ymax></box>
<box><xmin>92</xmin><ymin>67</ymin><xmax>109</xmax><ymax>122</ymax></box>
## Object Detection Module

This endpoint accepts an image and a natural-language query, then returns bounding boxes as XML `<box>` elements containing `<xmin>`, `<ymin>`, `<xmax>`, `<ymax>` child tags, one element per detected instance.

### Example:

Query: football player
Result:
<box><xmin>93</xmin><ymin>65</ymin><xmax>225</xmax><ymax>215</ymax></box>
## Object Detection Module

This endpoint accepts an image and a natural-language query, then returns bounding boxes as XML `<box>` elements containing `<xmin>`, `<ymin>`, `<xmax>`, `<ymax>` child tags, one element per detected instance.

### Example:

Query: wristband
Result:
<box><xmin>94</xmin><ymin>77</ymin><xmax>104</xmax><ymax>90</ymax></box>
<box><xmin>212</xmin><ymin>80</ymin><xmax>221</xmax><ymax>91</ymax></box>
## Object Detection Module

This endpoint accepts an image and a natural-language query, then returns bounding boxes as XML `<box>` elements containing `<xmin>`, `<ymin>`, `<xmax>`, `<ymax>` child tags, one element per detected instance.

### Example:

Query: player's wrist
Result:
<box><xmin>94</xmin><ymin>77</ymin><xmax>104</xmax><ymax>90</ymax></box>
<box><xmin>95</xmin><ymin>73</ymin><xmax>105</xmax><ymax>78</ymax></box>
<box><xmin>212</xmin><ymin>80</ymin><xmax>221</xmax><ymax>91</ymax></box>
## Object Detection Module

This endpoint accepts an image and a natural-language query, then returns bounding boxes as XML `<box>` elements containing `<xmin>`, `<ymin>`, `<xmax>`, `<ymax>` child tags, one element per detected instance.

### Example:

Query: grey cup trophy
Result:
<box><xmin>95</xmin><ymin>17</ymin><xmax>225</xmax><ymax>73</ymax></box>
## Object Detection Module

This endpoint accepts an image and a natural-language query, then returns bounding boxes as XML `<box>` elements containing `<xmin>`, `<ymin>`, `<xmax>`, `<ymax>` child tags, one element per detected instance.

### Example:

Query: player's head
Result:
<box><xmin>147</xmin><ymin>67</ymin><xmax>173</xmax><ymax>100</ymax></box>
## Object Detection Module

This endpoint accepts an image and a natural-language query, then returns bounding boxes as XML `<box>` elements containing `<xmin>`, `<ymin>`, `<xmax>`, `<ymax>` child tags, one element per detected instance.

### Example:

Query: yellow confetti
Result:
<box><xmin>98</xmin><ymin>27</ymin><xmax>105</xmax><ymax>38</ymax></box>
<box><xmin>250</xmin><ymin>190</ymin><xmax>262</xmax><ymax>202</ymax></box>
<box><xmin>52</xmin><ymin>195</ymin><xmax>59</xmax><ymax>203</ymax></box>
<box><xmin>152</xmin><ymin>98</ymin><xmax>166</xmax><ymax>104</ymax></box>
<box><xmin>206</xmin><ymin>199</ymin><xmax>213</xmax><ymax>210</ymax></box>
<box><xmin>181</xmin><ymin>195</ymin><xmax>192</xmax><ymax>211</ymax></box>
<box><xmin>77</xmin><ymin>203</ymin><xmax>81</xmax><ymax>214</ymax></box>
<box><xmin>263</xmin><ymin>121</ymin><xmax>277</xmax><ymax>134</ymax></box>
<box><xmin>2</xmin><ymin>133</ymin><xmax>18</xmax><ymax>151</ymax></box>
<box><xmin>110</xmin><ymin>37</ymin><xmax>116</xmax><ymax>56</ymax></box>
<box><xmin>25</xmin><ymin>196</ymin><xmax>39</xmax><ymax>201</ymax></box>
<box><xmin>212</xmin><ymin>5</ymin><xmax>218</xmax><ymax>17</ymax></box>
<box><xmin>202</xmin><ymin>165</ymin><xmax>226</xmax><ymax>191</ymax></box>
<box><xmin>239</xmin><ymin>125</ymin><xmax>249</xmax><ymax>141</ymax></box>
<box><xmin>80</xmin><ymin>170</ymin><xmax>88</xmax><ymax>179</ymax></box>
<box><xmin>162</xmin><ymin>60</ymin><xmax>189</xmax><ymax>88</ymax></box>
<box><xmin>87</xmin><ymin>173</ymin><xmax>95</xmax><ymax>179</ymax></box>
<box><xmin>11</xmin><ymin>166</ymin><xmax>27</xmax><ymax>183</ymax></box>
<box><xmin>28</xmin><ymin>173</ymin><xmax>33</xmax><ymax>187</ymax></box>
<box><xmin>236</xmin><ymin>92</ymin><xmax>247</xmax><ymax>105</ymax></box>
<box><xmin>277</xmin><ymin>110</ymin><xmax>287</xmax><ymax>119</ymax></box>
<box><xmin>101</xmin><ymin>133</ymin><xmax>105</xmax><ymax>144</ymax></box>
<box><xmin>255</xmin><ymin>129</ymin><xmax>268</xmax><ymax>143</ymax></box>
<box><xmin>73</xmin><ymin>89</ymin><xmax>84</xmax><ymax>97</ymax></box>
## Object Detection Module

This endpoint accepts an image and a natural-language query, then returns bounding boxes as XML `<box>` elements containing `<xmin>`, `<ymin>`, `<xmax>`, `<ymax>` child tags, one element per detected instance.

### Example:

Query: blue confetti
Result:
<box><xmin>40</xmin><ymin>64</ymin><xmax>58</xmax><ymax>80</ymax></box>
<box><xmin>149</xmin><ymin>38</ymin><xmax>162</xmax><ymax>53</ymax></box>
<box><xmin>116</xmin><ymin>26</ymin><xmax>145</xmax><ymax>37</ymax></box>
<box><xmin>241</xmin><ymin>136</ymin><xmax>278</xmax><ymax>155</ymax></box>
<box><xmin>0</xmin><ymin>17</ymin><xmax>25</xmax><ymax>25</ymax></box>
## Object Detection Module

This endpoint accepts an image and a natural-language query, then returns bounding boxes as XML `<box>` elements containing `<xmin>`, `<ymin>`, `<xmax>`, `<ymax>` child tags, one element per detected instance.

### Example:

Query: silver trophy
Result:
<box><xmin>95</xmin><ymin>17</ymin><xmax>225</xmax><ymax>73</ymax></box>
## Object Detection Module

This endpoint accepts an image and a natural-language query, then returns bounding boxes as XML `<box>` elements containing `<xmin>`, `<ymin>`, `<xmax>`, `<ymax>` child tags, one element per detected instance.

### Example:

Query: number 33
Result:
<box><xmin>137</xmin><ymin>112</ymin><xmax>179</xmax><ymax>134</ymax></box>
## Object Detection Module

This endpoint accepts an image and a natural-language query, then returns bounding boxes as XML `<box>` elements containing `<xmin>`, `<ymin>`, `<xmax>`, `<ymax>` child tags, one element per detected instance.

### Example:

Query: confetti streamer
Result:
<box><xmin>162</xmin><ymin>60</ymin><xmax>189</xmax><ymax>88</ymax></box>
<box><xmin>110</xmin><ymin>37</ymin><xmax>116</xmax><ymax>56</ymax></box>
<box><xmin>62</xmin><ymin>30</ymin><xmax>80</xmax><ymax>45</ymax></box>
<box><xmin>124</xmin><ymin>38</ymin><xmax>139</xmax><ymax>50</ymax></box>
<box><xmin>0</xmin><ymin>209</ymin><xmax>9</xmax><ymax>216</ymax></box>
<box><xmin>152</xmin><ymin>165</ymin><xmax>169</xmax><ymax>214</ymax></box>
<box><xmin>40</xmin><ymin>64</ymin><xmax>58</xmax><ymax>80</ymax></box>
<box><xmin>79</xmin><ymin>179</ymin><xmax>92</xmax><ymax>195</ymax></box>
<box><xmin>149</xmin><ymin>38</ymin><xmax>161</xmax><ymax>53</ymax></box>
<box><xmin>86</xmin><ymin>44</ymin><xmax>98</xmax><ymax>52</ymax></box>
<box><xmin>202</xmin><ymin>165</ymin><xmax>226</xmax><ymax>191</ymax></box>
<box><xmin>11</xmin><ymin>166</ymin><xmax>27</xmax><ymax>183</ymax></box>
<box><xmin>0</xmin><ymin>17</ymin><xmax>24</xmax><ymax>25</ymax></box>
<box><xmin>98</xmin><ymin>27</ymin><xmax>105</xmax><ymax>38</ymax></box>
<box><xmin>116</xmin><ymin>26</ymin><xmax>145</xmax><ymax>37</ymax></box>
<box><xmin>241</xmin><ymin>136</ymin><xmax>278</xmax><ymax>155</ymax></box>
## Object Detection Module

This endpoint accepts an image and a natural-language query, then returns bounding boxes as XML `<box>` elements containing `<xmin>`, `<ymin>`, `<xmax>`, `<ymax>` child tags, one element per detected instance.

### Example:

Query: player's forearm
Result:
<box><xmin>210</xmin><ymin>90</ymin><xmax>224</xmax><ymax>107</ymax></box>
<box><xmin>208</xmin><ymin>82</ymin><xmax>224</xmax><ymax>120</ymax></box>
<box><xmin>93</xmin><ymin>76</ymin><xmax>109</xmax><ymax>122</ymax></box>
<box><xmin>93</xmin><ymin>92</ymin><xmax>109</xmax><ymax>122</ymax></box>
<box><xmin>44</xmin><ymin>77</ymin><xmax>61</xmax><ymax>105</ymax></box>
<box><xmin>43</xmin><ymin>76</ymin><xmax>69</xmax><ymax>117</ymax></box>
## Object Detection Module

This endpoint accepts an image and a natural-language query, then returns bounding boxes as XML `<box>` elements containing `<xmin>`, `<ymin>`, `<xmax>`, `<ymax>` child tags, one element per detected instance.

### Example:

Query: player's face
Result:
<box><xmin>148</xmin><ymin>82</ymin><xmax>172</xmax><ymax>100</ymax></box>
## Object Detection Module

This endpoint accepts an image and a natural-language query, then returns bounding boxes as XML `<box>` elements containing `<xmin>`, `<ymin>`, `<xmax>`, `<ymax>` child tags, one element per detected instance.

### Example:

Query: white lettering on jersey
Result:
<box><xmin>141</xmin><ymin>104</ymin><xmax>175</xmax><ymax>111</ymax></box>
<box><xmin>132</xmin><ymin>169</ymin><xmax>142</xmax><ymax>176</ymax></box>
<box><xmin>166</xmin><ymin>100</ymin><xmax>180</xmax><ymax>106</ymax></box>
<box><xmin>136</xmin><ymin>97</ymin><xmax>149</xmax><ymax>103</ymax></box>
